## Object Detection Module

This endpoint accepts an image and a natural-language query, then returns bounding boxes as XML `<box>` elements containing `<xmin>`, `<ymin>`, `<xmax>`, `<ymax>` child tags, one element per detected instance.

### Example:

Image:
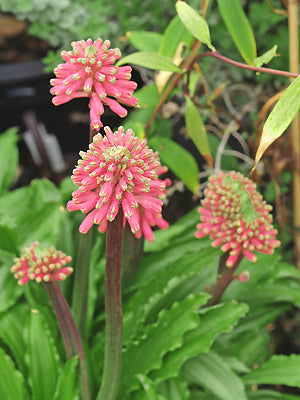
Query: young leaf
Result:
<box><xmin>53</xmin><ymin>357</ymin><xmax>79</xmax><ymax>400</ymax></box>
<box><xmin>0</xmin><ymin>127</ymin><xmax>19</xmax><ymax>195</ymax></box>
<box><xmin>0</xmin><ymin>347</ymin><xmax>27</xmax><ymax>400</ymax></box>
<box><xmin>185</xmin><ymin>96</ymin><xmax>212</xmax><ymax>166</ymax></box>
<box><xmin>175</xmin><ymin>1</ymin><xmax>215</xmax><ymax>51</ymax></box>
<box><xmin>26</xmin><ymin>309</ymin><xmax>61</xmax><ymax>400</ymax></box>
<box><xmin>242</xmin><ymin>354</ymin><xmax>300</xmax><ymax>388</ymax></box>
<box><xmin>116</xmin><ymin>52</ymin><xmax>183</xmax><ymax>72</ymax></box>
<box><xmin>149</xmin><ymin>136</ymin><xmax>199</xmax><ymax>194</ymax></box>
<box><xmin>216</xmin><ymin>0</ymin><xmax>257</xmax><ymax>65</ymax></box>
<box><xmin>126</xmin><ymin>31</ymin><xmax>162</xmax><ymax>53</ymax></box>
<box><xmin>253</xmin><ymin>76</ymin><xmax>300</xmax><ymax>171</ymax></box>
<box><xmin>254</xmin><ymin>45</ymin><xmax>278</xmax><ymax>68</ymax></box>
<box><xmin>183</xmin><ymin>352</ymin><xmax>247</xmax><ymax>400</ymax></box>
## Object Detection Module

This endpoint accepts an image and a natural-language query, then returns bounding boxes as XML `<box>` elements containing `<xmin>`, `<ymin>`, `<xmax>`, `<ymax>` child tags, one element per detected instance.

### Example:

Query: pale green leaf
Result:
<box><xmin>216</xmin><ymin>0</ymin><xmax>257</xmax><ymax>64</ymax></box>
<box><xmin>149</xmin><ymin>136</ymin><xmax>199</xmax><ymax>194</ymax></box>
<box><xmin>176</xmin><ymin>1</ymin><xmax>215</xmax><ymax>51</ymax></box>
<box><xmin>0</xmin><ymin>347</ymin><xmax>27</xmax><ymax>400</ymax></box>
<box><xmin>254</xmin><ymin>45</ymin><xmax>278</xmax><ymax>68</ymax></box>
<box><xmin>116</xmin><ymin>52</ymin><xmax>183</xmax><ymax>72</ymax></box>
<box><xmin>127</xmin><ymin>31</ymin><xmax>162</xmax><ymax>53</ymax></box>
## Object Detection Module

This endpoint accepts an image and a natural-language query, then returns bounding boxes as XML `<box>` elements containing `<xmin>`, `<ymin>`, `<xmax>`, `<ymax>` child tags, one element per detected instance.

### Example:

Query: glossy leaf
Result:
<box><xmin>243</xmin><ymin>354</ymin><xmax>300</xmax><ymax>387</ymax></box>
<box><xmin>26</xmin><ymin>309</ymin><xmax>60</xmax><ymax>400</ymax></box>
<box><xmin>185</xmin><ymin>96</ymin><xmax>212</xmax><ymax>166</ymax></box>
<box><xmin>0</xmin><ymin>127</ymin><xmax>19</xmax><ymax>195</ymax></box>
<box><xmin>116</xmin><ymin>52</ymin><xmax>183</xmax><ymax>72</ymax></box>
<box><xmin>183</xmin><ymin>352</ymin><xmax>247</xmax><ymax>400</ymax></box>
<box><xmin>216</xmin><ymin>0</ymin><xmax>257</xmax><ymax>65</ymax></box>
<box><xmin>0</xmin><ymin>347</ymin><xmax>27</xmax><ymax>400</ymax></box>
<box><xmin>176</xmin><ymin>1</ymin><xmax>215</xmax><ymax>51</ymax></box>
<box><xmin>53</xmin><ymin>357</ymin><xmax>79</xmax><ymax>400</ymax></box>
<box><xmin>253</xmin><ymin>76</ymin><xmax>300</xmax><ymax>171</ymax></box>
<box><xmin>254</xmin><ymin>45</ymin><xmax>278</xmax><ymax>68</ymax></box>
<box><xmin>149</xmin><ymin>136</ymin><xmax>199</xmax><ymax>194</ymax></box>
<box><xmin>159</xmin><ymin>15</ymin><xmax>193</xmax><ymax>58</ymax></box>
<box><xmin>126</xmin><ymin>31</ymin><xmax>162</xmax><ymax>52</ymax></box>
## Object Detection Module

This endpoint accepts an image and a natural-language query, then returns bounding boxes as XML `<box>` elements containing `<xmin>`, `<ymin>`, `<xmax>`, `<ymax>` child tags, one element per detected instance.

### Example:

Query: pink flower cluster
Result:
<box><xmin>50</xmin><ymin>38</ymin><xmax>138</xmax><ymax>131</ymax></box>
<box><xmin>11</xmin><ymin>242</ymin><xmax>73</xmax><ymax>285</ymax></box>
<box><xmin>195</xmin><ymin>171</ymin><xmax>280</xmax><ymax>267</ymax></box>
<box><xmin>67</xmin><ymin>126</ymin><xmax>170</xmax><ymax>241</ymax></box>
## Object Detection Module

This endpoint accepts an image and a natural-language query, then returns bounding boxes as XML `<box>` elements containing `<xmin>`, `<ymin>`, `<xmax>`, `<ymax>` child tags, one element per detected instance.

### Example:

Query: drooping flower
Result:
<box><xmin>67</xmin><ymin>126</ymin><xmax>170</xmax><ymax>241</ymax></box>
<box><xmin>50</xmin><ymin>38</ymin><xmax>138</xmax><ymax>131</ymax></box>
<box><xmin>11</xmin><ymin>242</ymin><xmax>73</xmax><ymax>285</ymax></box>
<box><xmin>195</xmin><ymin>171</ymin><xmax>280</xmax><ymax>267</ymax></box>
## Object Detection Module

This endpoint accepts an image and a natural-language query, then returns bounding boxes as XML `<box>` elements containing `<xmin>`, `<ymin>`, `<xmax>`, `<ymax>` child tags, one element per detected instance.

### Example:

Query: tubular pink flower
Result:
<box><xmin>11</xmin><ymin>242</ymin><xmax>73</xmax><ymax>285</ymax></box>
<box><xmin>195</xmin><ymin>171</ymin><xmax>280</xmax><ymax>267</ymax></box>
<box><xmin>50</xmin><ymin>38</ymin><xmax>138</xmax><ymax>131</ymax></box>
<box><xmin>67</xmin><ymin>126</ymin><xmax>170</xmax><ymax>241</ymax></box>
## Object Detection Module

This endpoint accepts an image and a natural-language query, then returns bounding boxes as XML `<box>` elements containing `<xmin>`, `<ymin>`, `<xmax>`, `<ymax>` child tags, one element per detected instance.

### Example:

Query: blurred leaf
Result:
<box><xmin>176</xmin><ymin>1</ymin><xmax>215</xmax><ymax>51</ymax></box>
<box><xmin>30</xmin><ymin>178</ymin><xmax>61</xmax><ymax>207</ymax></box>
<box><xmin>253</xmin><ymin>76</ymin><xmax>300</xmax><ymax>171</ymax></box>
<box><xmin>26</xmin><ymin>309</ymin><xmax>60</xmax><ymax>400</ymax></box>
<box><xmin>0</xmin><ymin>267</ymin><xmax>23</xmax><ymax>313</ymax></box>
<box><xmin>247</xmin><ymin>389</ymin><xmax>300</xmax><ymax>400</ymax></box>
<box><xmin>158</xmin><ymin>377</ymin><xmax>190</xmax><ymax>400</ymax></box>
<box><xmin>0</xmin><ymin>347</ymin><xmax>27</xmax><ymax>400</ymax></box>
<box><xmin>0</xmin><ymin>225</ymin><xmax>19</xmax><ymax>256</ymax></box>
<box><xmin>0</xmin><ymin>127</ymin><xmax>19</xmax><ymax>195</ymax></box>
<box><xmin>120</xmin><ymin>294</ymin><xmax>208</xmax><ymax>394</ymax></box>
<box><xmin>159</xmin><ymin>15</ymin><xmax>193</xmax><ymax>58</ymax></box>
<box><xmin>149</xmin><ymin>136</ymin><xmax>199</xmax><ymax>194</ymax></box>
<box><xmin>183</xmin><ymin>352</ymin><xmax>247</xmax><ymax>400</ymax></box>
<box><xmin>254</xmin><ymin>45</ymin><xmax>278</xmax><ymax>68</ymax></box>
<box><xmin>127</xmin><ymin>31</ymin><xmax>162</xmax><ymax>52</ymax></box>
<box><xmin>53</xmin><ymin>357</ymin><xmax>79</xmax><ymax>400</ymax></box>
<box><xmin>216</xmin><ymin>0</ymin><xmax>257</xmax><ymax>64</ymax></box>
<box><xmin>185</xmin><ymin>96</ymin><xmax>212</xmax><ymax>166</ymax></box>
<box><xmin>243</xmin><ymin>354</ymin><xmax>300</xmax><ymax>388</ymax></box>
<box><xmin>117</xmin><ymin>52</ymin><xmax>183</xmax><ymax>72</ymax></box>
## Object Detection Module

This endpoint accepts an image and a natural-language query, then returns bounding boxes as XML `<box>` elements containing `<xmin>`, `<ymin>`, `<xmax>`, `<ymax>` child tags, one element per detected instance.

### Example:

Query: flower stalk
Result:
<box><xmin>97</xmin><ymin>209</ymin><xmax>124</xmax><ymax>400</ymax></box>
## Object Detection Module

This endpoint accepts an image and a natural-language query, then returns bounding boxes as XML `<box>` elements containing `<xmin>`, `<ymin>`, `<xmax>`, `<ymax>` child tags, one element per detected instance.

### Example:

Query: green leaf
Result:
<box><xmin>0</xmin><ymin>347</ymin><xmax>27</xmax><ymax>400</ymax></box>
<box><xmin>242</xmin><ymin>354</ymin><xmax>300</xmax><ymax>388</ymax></box>
<box><xmin>176</xmin><ymin>1</ymin><xmax>215</xmax><ymax>51</ymax></box>
<box><xmin>120</xmin><ymin>294</ymin><xmax>209</xmax><ymax>395</ymax></box>
<box><xmin>159</xmin><ymin>15</ymin><xmax>193</xmax><ymax>58</ymax></box>
<box><xmin>0</xmin><ymin>267</ymin><xmax>23</xmax><ymax>313</ymax></box>
<box><xmin>30</xmin><ymin>178</ymin><xmax>62</xmax><ymax>207</ymax></box>
<box><xmin>134</xmin><ymin>84</ymin><xmax>160</xmax><ymax>108</ymax></box>
<box><xmin>150</xmin><ymin>302</ymin><xmax>248</xmax><ymax>382</ymax></box>
<box><xmin>127</xmin><ymin>31</ymin><xmax>162</xmax><ymax>52</ymax></box>
<box><xmin>26</xmin><ymin>309</ymin><xmax>60</xmax><ymax>400</ymax></box>
<box><xmin>247</xmin><ymin>389</ymin><xmax>300</xmax><ymax>400</ymax></box>
<box><xmin>149</xmin><ymin>136</ymin><xmax>199</xmax><ymax>194</ymax></box>
<box><xmin>158</xmin><ymin>377</ymin><xmax>190</xmax><ymax>400</ymax></box>
<box><xmin>254</xmin><ymin>76</ymin><xmax>300</xmax><ymax>170</ymax></box>
<box><xmin>54</xmin><ymin>357</ymin><xmax>79</xmax><ymax>400</ymax></box>
<box><xmin>254</xmin><ymin>45</ymin><xmax>278</xmax><ymax>68</ymax></box>
<box><xmin>185</xmin><ymin>96</ymin><xmax>212</xmax><ymax>163</ymax></box>
<box><xmin>216</xmin><ymin>0</ymin><xmax>257</xmax><ymax>64</ymax></box>
<box><xmin>0</xmin><ymin>127</ymin><xmax>19</xmax><ymax>195</ymax></box>
<box><xmin>0</xmin><ymin>225</ymin><xmax>19</xmax><ymax>256</ymax></box>
<box><xmin>116</xmin><ymin>52</ymin><xmax>183</xmax><ymax>72</ymax></box>
<box><xmin>183</xmin><ymin>352</ymin><xmax>247</xmax><ymax>400</ymax></box>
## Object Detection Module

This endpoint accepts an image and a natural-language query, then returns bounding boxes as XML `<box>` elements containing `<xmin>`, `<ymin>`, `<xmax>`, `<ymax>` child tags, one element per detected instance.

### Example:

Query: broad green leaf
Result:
<box><xmin>0</xmin><ymin>304</ymin><xmax>29</xmax><ymax>375</ymax></box>
<box><xmin>247</xmin><ymin>389</ymin><xmax>300</xmax><ymax>400</ymax></box>
<box><xmin>0</xmin><ymin>267</ymin><xmax>23</xmax><ymax>313</ymax></box>
<box><xmin>185</xmin><ymin>96</ymin><xmax>212</xmax><ymax>166</ymax></box>
<box><xmin>0</xmin><ymin>347</ymin><xmax>27</xmax><ymax>400</ymax></box>
<box><xmin>216</xmin><ymin>0</ymin><xmax>257</xmax><ymax>65</ymax></box>
<box><xmin>183</xmin><ymin>352</ymin><xmax>247</xmax><ymax>400</ymax></box>
<box><xmin>127</xmin><ymin>31</ymin><xmax>162</xmax><ymax>52</ymax></box>
<box><xmin>254</xmin><ymin>45</ymin><xmax>278</xmax><ymax>68</ymax></box>
<box><xmin>53</xmin><ymin>357</ymin><xmax>79</xmax><ymax>400</ymax></box>
<box><xmin>120</xmin><ymin>294</ymin><xmax>209</xmax><ymax>394</ymax></box>
<box><xmin>0</xmin><ymin>127</ymin><xmax>19</xmax><ymax>195</ymax></box>
<box><xmin>242</xmin><ymin>354</ymin><xmax>300</xmax><ymax>387</ymax></box>
<box><xmin>151</xmin><ymin>302</ymin><xmax>248</xmax><ymax>382</ymax></box>
<box><xmin>158</xmin><ymin>377</ymin><xmax>190</xmax><ymax>400</ymax></box>
<box><xmin>26</xmin><ymin>309</ymin><xmax>60</xmax><ymax>400</ymax></box>
<box><xmin>253</xmin><ymin>76</ymin><xmax>300</xmax><ymax>171</ymax></box>
<box><xmin>131</xmin><ymin>375</ymin><xmax>164</xmax><ymax>400</ymax></box>
<box><xmin>30</xmin><ymin>178</ymin><xmax>61</xmax><ymax>207</ymax></box>
<box><xmin>0</xmin><ymin>224</ymin><xmax>19</xmax><ymax>256</ymax></box>
<box><xmin>176</xmin><ymin>1</ymin><xmax>215</xmax><ymax>51</ymax></box>
<box><xmin>134</xmin><ymin>84</ymin><xmax>160</xmax><ymax>108</ymax></box>
<box><xmin>159</xmin><ymin>15</ymin><xmax>193</xmax><ymax>58</ymax></box>
<box><xmin>116</xmin><ymin>52</ymin><xmax>183</xmax><ymax>72</ymax></box>
<box><xmin>149</xmin><ymin>136</ymin><xmax>199</xmax><ymax>194</ymax></box>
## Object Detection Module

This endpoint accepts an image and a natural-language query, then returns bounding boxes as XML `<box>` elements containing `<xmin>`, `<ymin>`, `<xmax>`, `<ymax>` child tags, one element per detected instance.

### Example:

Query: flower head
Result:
<box><xmin>195</xmin><ymin>171</ymin><xmax>280</xmax><ymax>267</ymax></box>
<box><xmin>11</xmin><ymin>242</ymin><xmax>73</xmax><ymax>285</ymax></box>
<box><xmin>50</xmin><ymin>38</ymin><xmax>138</xmax><ymax>131</ymax></box>
<box><xmin>67</xmin><ymin>126</ymin><xmax>170</xmax><ymax>241</ymax></box>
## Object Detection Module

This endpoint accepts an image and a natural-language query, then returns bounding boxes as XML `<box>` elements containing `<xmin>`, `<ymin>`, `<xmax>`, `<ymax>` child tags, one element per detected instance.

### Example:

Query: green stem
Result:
<box><xmin>72</xmin><ymin>229</ymin><xmax>93</xmax><ymax>338</ymax></box>
<box><xmin>206</xmin><ymin>253</ymin><xmax>244</xmax><ymax>307</ymax></box>
<box><xmin>97</xmin><ymin>210</ymin><xmax>124</xmax><ymax>400</ymax></box>
<box><xmin>44</xmin><ymin>281</ymin><xmax>91</xmax><ymax>400</ymax></box>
